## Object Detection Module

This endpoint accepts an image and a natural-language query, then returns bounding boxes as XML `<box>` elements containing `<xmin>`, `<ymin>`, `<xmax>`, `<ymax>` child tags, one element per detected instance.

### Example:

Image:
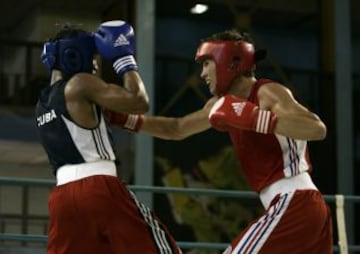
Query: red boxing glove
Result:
<box><xmin>209</xmin><ymin>95</ymin><xmax>277</xmax><ymax>134</ymax></box>
<box><xmin>104</xmin><ymin>110</ymin><xmax>144</xmax><ymax>132</ymax></box>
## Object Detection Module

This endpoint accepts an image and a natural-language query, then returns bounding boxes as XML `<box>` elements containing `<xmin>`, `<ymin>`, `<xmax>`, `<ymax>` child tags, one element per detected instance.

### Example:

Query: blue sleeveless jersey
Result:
<box><xmin>35</xmin><ymin>80</ymin><xmax>117</xmax><ymax>173</ymax></box>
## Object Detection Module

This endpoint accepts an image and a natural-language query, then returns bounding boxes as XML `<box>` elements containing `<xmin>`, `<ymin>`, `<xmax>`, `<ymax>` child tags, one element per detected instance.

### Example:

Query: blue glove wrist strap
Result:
<box><xmin>113</xmin><ymin>55</ymin><xmax>138</xmax><ymax>76</ymax></box>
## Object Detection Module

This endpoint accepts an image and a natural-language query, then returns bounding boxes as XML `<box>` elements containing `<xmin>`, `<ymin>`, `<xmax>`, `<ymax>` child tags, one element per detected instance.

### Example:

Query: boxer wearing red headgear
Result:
<box><xmin>195</xmin><ymin>40</ymin><xmax>255</xmax><ymax>95</ymax></box>
<box><xmin>106</xmin><ymin>29</ymin><xmax>333</xmax><ymax>253</ymax></box>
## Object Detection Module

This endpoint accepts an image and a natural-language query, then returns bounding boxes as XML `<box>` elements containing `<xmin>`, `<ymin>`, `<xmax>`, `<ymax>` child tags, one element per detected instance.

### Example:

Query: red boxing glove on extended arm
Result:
<box><xmin>104</xmin><ymin>110</ymin><xmax>144</xmax><ymax>132</ymax></box>
<box><xmin>208</xmin><ymin>95</ymin><xmax>277</xmax><ymax>134</ymax></box>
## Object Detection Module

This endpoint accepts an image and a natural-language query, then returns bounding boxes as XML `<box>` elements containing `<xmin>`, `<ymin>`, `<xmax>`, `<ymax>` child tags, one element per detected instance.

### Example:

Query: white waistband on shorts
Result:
<box><xmin>259</xmin><ymin>172</ymin><xmax>317</xmax><ymax>209</ymax></box>
<box><xmin>56</xmin><ymin>160</ymin><xmax>117</xmax><ymax>186</ymax></box>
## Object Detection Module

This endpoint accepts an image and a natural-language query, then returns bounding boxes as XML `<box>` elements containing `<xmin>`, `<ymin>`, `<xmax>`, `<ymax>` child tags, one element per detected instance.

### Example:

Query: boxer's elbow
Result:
<box><xmin>132</xmin><ymin>95</ymin><xmax>149</xmax><ymax>114</ymax></box>
<box><xmin>314</xmin><ymin>121</ymin><xmax>327</xmax><ymax>140</ymax></box>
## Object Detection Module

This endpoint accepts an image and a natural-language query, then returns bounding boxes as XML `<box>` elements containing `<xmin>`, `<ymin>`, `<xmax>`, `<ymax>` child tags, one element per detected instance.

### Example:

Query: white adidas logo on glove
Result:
<box><xmin>231</xmin><ymin>102</ymin><xmax>246</xmax><ymax>116</ymax></box>
<box><xmin>114</xmin><ymin>34</ymin><xmax>130</xmax><ymax>47</ymax></box>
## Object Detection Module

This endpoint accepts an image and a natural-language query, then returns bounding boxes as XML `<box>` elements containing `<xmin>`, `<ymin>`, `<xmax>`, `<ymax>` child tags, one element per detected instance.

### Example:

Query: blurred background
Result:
<box><xmin>0</xmin><ymin>0</ymin><xmax>359</xmax><ymax>253</ymax></box>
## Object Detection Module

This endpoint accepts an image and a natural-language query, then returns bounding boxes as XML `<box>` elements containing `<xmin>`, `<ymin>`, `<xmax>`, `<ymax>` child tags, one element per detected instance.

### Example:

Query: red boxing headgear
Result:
<box><xmin>195</xmin><ymin>40</ymin><xmax>255</xmax><ymax>95</ymax></box>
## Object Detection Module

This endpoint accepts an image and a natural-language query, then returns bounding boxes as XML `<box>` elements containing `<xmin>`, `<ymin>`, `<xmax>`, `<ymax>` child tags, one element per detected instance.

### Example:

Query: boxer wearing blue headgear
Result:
<box><xmin>35</xmin><ymin>21</ymin><xmax>181</xmax><ymax>254</ymax></box>
<box><xmin>41</xmin><ymin>25</ymin><xmax>96</xmax><ymax>77</ymax></box>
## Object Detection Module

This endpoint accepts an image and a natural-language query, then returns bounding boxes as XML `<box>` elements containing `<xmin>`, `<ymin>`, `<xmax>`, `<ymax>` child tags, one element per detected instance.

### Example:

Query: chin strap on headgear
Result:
<box><xmin>195</xmin><ymin>40</ymin><xmax>256</xmax><ymax>95</ymax></box>
<box><xmin>41</xmin><ymin>31</ymin><xmax>96</xmax><ymax>77</ymax></box>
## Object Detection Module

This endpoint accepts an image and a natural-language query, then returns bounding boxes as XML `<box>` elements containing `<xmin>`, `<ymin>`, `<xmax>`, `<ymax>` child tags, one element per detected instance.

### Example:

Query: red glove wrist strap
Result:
<box><xmin>256</xmin><ymin>109</ymin><xmax>277</xmax><ymax>134</ymax></box>
<box><xmin>124</xmin><ymin>114</ymin><xmax>144</xmax><ymax>132</ymax></box>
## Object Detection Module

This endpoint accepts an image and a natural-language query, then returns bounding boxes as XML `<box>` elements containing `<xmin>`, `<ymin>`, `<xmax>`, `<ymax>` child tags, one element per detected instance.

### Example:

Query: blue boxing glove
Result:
<box><xmin>94</xmin><ymin>20</ymin><xmax>138</xmax><ymax>76</ymax></box>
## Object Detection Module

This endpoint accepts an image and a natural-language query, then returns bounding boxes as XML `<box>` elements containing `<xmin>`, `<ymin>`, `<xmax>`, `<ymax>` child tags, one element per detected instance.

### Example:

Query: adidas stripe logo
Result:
<box><xmin>256</xmin><ymin>110</ymin><xmax>271</xmax><ymax>133</ymax></box>
<box><xmin>114</xmin><ymin>34</ymin><xmax>130</xmax><ymax>47</ymax></box>
<box><xmin>231</xmin><ymin>102</ymin><xmax>246</xmax><ymax>116</ymax></box>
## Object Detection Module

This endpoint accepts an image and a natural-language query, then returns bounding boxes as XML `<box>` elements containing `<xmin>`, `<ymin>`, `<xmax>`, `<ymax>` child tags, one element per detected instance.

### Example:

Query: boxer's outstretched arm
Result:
<box><xmin>105</xmin><ymin>97</ymin><xmax>218</xmax><ymax>139</ymax></box>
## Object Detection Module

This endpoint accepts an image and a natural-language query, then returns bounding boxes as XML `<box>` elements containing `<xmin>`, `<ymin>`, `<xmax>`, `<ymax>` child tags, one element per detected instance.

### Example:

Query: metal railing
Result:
<box><xmin>0</xmin><ymin>177</ymin><xmax>360</xmax><ymax>253</ymax></box>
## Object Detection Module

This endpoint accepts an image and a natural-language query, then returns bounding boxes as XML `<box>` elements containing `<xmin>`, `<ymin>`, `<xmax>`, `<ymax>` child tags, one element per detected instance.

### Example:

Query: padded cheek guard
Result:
<box><xmin>195</xmin><ymin>40</ymin><xmax>255</xmax><ymax>95</ymax></box>
<box><xmin>41</xmin><ymin>32</ymin><xmax>96</xmax><ymax>77</ymax></box>
<box><xmin>41</xmin><ymin>42</ymin><xmax>57</xmax><ymax>74</ymax></box>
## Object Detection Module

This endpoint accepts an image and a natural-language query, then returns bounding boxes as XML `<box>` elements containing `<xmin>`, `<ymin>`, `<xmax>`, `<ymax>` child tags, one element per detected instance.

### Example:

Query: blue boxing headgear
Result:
<box><xmin>41</xmin><ymin>28</ymin><xmax>96</xmax><ymax>77</ymax></box>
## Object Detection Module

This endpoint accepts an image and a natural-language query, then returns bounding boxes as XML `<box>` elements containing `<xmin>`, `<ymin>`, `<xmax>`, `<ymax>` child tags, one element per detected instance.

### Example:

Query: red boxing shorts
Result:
<box><xmin>47</xmin><ymin>175</ymin><xmax>181</xmax><ymax>254</ymax></box>
<box><xmin>224</xmin><ymin>190</ymin><xmax>333</xmax><ymax>254</ymax></box>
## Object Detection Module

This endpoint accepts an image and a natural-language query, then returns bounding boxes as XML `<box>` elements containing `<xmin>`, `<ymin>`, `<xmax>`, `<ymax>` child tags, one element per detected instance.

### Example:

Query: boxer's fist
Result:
<box><xmin>209</xmin><ymin>95</ymin><xmax>277</xmax><ymax>134</ymax></box>
<box><xmin>104</xmin><ymin>110</ymin><xmax>143</xmax><ymax>132</ymax></box>
<box><xmin>94</xmin><ymin>20</ymin><xmax>135</xmax><ymax>59</ymax></box>
<box><xmin>94</xmin><ymin>20</ymin><xmax>138</xmax><ymax>76</ymax></box>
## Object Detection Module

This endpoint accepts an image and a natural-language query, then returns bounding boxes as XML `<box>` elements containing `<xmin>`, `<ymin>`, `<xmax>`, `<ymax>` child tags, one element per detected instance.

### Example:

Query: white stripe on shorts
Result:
<box><xmin>231</xmin><ymin>192</ymin><xmax>294</xmax><ymax>254</ymax></box>
<box><xmin>129</xmin><ymin>191</ymin><xmax>174</xmax><ymax>254</ymax></box>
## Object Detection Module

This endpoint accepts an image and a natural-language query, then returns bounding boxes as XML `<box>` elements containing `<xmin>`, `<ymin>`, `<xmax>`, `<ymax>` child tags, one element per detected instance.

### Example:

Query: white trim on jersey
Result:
<box><xmin>297</xmin><ymin>141</ymin><xmax>309</xmax><ymax>174</ymax></box>
<box><xmin>275</xmin><ymin>134</ymin><xmax>309</xmax><ymax>177</ymax></box>
<box><xmin>61</xmin><ymin>115</ymin><xmax>115</xmax><ymax>162</ymax></box>
<box><xmin>287</xmin><ymin>137</ymin><xmax>299</xmax><ymax>175</ymax></box>
<box><xmin>91</xmin><ymin>128</ymin><xmax>110</xmax><ymax>159</ymax></box>
<box><xmin>128</xmin><ymin>191</ymin><xmax>175</xmax><ymax>254</ymax></box>
<box><xmin>231</xmin><ymin>192</ymin><xmax>294</xmax><ymax>254</ymax></box>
